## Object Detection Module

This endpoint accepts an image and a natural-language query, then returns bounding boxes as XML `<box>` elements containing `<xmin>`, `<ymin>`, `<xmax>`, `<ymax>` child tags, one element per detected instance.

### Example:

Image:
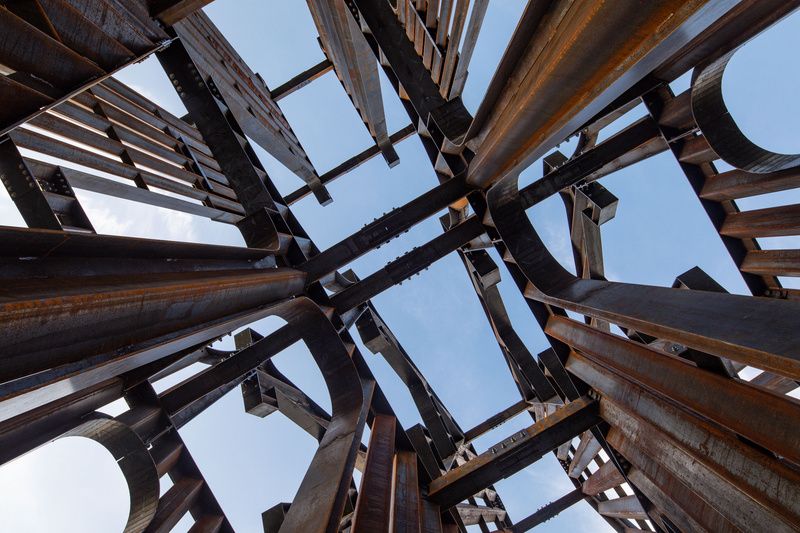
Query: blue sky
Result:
<box><xmin>0</xmin><ymin>3</ymin><xmax>798</xmax><ymax>532</ymax></box>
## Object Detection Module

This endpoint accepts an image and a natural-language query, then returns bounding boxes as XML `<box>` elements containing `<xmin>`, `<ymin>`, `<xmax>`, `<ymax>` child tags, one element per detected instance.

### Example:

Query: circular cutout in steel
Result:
<box><xmin>692</xmin><ymin>50</ymin><xmax>800</xmax><ymax>173</ymax></box>
<box><xmin>62</xmin><ymin>416</ymin><xmax>160</xmax><ymax>533</ymax></box>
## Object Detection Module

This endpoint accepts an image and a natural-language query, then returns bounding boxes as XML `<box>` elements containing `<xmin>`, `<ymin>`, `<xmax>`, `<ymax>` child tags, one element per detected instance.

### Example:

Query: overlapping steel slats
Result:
<box><xmin>0</xmin><ymin>0</ymin><xmax>170</xmax><ymax>136</ymax></box>
<box><xmin>305</xmin><ymin>0</ymin><xmax>398</xmax><ymax>168</ymax></box>
<box><xmin>1</xmin><ymin>1</ymin><xmax>799</xmax><ymax>532</ymax></box>
<box><xmin>173</xmin><ymin>11</ymin><xmax>331</xmax><ymax>204</ymax></box>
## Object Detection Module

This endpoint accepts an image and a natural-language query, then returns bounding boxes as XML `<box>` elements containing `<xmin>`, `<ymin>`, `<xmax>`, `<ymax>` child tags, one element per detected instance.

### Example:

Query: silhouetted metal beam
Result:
<box><xmin>271</xmin><ymin>58</ymin><xmax>333</xmax><ymax>101</ymax></box>
<box><xmin>356</xmin><ymin>305</ymin><xmax>464</xmax><ymax>459</ymax></box>
<box><xmin>149</xmin><ymin>0</ymin><xmax>213</xmax><ymax>25</ymax></box>
<box><xmin>300</xmin><ymin>177</ymin><xmax>469</xmax><ymax>282</ymax></box>
<box><xmin>509</xmin><ymin>488</ymin><xmax>584</xmax><ymax>532</ymax></box>
<box><xmin>161</xmin><ymin>325</ymin><xmax>302</xmax><ymax>417</ymax></box>
<box><xmin>463</xmin><ymin>399</ymin><xmax>530</xmax><ymax>443</ymax></box>
<box><xmin>285</xmin><ymin>125</ymin><xmax>416</xmax><ymax>205</ymax></box>
<box><xmin>352</xmin><ymin>414</ymin><xmax>396</xmax><ymax>532</ymax></box>
<box><xmin>428</xmin><ymin>397</ymin><xmax>598</xmax><ymax>509</ymax></box>
<box><xmin>519</xmin><ymin>117</ymin><xmax>661</xmax><ymax>209</ymax></box>
<box><xmin>330</xmin><ymin>216</ymin><xmax>484</xmax><ymax>312</ymax></box>
<box><xmin>350</xmin><ymin>0</ymin><xmax>472</xmax><ymax>143</ymax></box>
<box><xmin>307</xmin><ymin>0</ymin><xmax>397</xmax><ymax>166</ymax></box>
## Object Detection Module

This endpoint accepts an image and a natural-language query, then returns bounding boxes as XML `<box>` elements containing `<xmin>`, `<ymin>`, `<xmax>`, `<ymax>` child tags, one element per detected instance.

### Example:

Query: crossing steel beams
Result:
<box><xmin>1</xmin><ymin>1</ymin><xmax>799</xmax><ymax>532</ymax></box>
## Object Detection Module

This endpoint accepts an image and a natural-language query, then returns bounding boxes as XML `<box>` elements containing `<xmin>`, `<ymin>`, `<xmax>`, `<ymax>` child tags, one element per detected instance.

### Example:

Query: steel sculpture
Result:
<box><xmin>1</xmin><ymin>1</ymin><xmax>799</xmax><ymax>532</ymax></box>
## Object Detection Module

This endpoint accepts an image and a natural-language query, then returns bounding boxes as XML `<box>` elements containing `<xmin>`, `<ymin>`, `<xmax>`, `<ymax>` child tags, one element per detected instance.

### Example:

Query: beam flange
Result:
<box><xmin>428</xmin><ymin>396</ymin><xmax>598</xmax><ymax>509</ymax></box>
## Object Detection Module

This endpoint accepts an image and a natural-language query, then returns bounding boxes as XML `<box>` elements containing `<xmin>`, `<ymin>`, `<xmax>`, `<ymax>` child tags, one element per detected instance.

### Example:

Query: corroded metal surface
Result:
<box><xmin>1</xmin><ymin>2</ymin><xmax>798</xmax><ymax>532</ymax></box>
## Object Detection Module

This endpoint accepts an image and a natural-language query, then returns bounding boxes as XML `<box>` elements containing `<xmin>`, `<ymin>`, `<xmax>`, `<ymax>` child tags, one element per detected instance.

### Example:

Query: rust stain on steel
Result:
<box><xmin>1</xmin><ymin>2</ymin><xmax>799</xmax><ymax>532</ymax></box>
<box><xmin>468</xmin><ymin>0</ymin><xmax>729</xmax><ymax>188</ymax></box>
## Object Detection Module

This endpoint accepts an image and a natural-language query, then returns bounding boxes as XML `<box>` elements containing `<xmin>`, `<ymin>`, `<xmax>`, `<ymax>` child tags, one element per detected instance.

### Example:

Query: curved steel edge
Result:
<box><xmin>268</xmin><ymin>297</ymin><xmax>370</xmax><ymax>533</ymax></box>
<box><xmin>61</xmin><ymin>414</ymin><xmax>160</xmax><ymax>533</ymax></box>
<box><xmin>486</xmin><ymin>176</ymin><xmax>800</xmax><ymax>381</ymax></box>
<box><xmin>692</xmin><ymin>50</ymin><xmax>800</xmax><ymax>173</ymax></box>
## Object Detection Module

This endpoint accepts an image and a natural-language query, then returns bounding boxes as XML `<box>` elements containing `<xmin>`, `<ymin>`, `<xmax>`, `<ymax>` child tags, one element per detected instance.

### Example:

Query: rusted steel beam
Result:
<box><xmin>242</xmin><ymin>363</ymin><xmax>328</xmax><ymax>436</ymax></box>
<box><xmin>150</xmin><ymin>0</ymin><xmax>213</xmax><ymax>25</ymax></box>
<box><xmin>406</xmin><ymin>424</ymin><xmax>445</xmax><ymax>482</ymax></box>
<box><xmin>749</xmin><ymin>370</ymin><xmax>799</xmax><ymax>394</ymax></box>
<box><xmin>0</xmin><ymin>226</ymin><xmax>269</xmax><ymax>262</ymax></box>
<box><xmin>174</xmin><ymin>12</ymin><xmax>328</xmax><ymax>202</ymax></box>
<box><xmin>392</xmin><ymin>450</ymin><xmax>422</xmax><ymax>533</ymax></box>
<box><xmin>0</xmin><ymin>139</ymin><xmax>62</xmax><ymax>230</ymax></box>
<box><xmin>676</xmin><ymin>135</ymin><xmax>717</xmax><ymax>166</ymax></box>
<box><xmin>605</xmin><ymin>408</ymin><xmax>800</xmax><ymax>532</ymax></box>
<box><xmin>239</xmin><ymin>360</ymin><xmax>371</xmax><ymax>476</ymax></box>
<box><xmin>352</xmin><ymin>415</ymin><xmax>396</xmax><ymax>533</ymax></box>
<box><xmin>0</xmin><ymin>379</ymin><xmax>122</xmax><ymax>466</ymax></box>
<box><xmin>356</xmin><ymin>306</ymin><xmax>464</xmax><ymax>459</ymax></box>
<box><xmin>61</xmin><ymin>416</ymin><xmax>161</xmax><ymax>532</ymax></box>
<box><xmin>0</xmin><ymin>262</ymin><xmax>302</xmax><ymax>436</ymax></box>
<box><xmin>436</xmin><ymin>0</ymin><xmax>469</xmax><ymax>99</ymax></box>
<box><xmin>458</xmin><ymin>249</ymin><xmax>558</xmax><ymax>402</ymax></box>
<box><xmin>0</xmin><ymin>305</ymin><xmax>265</xmax><ymax>434</ymax></box>
<box><xmin>0</xmin><ymin>75</ymin><xmax>53</xmax><ymax>128</ymax></box>
<box><xmin>667</xmin><ymin>267</ymin><xmax>739</xmax><ymax>378</ymax></box>
<box><xmin>691</xmin><ymin>48</ymin><xmax>800</xmax><ymax>174</ymax></box>
<box><xmin>506</xmin><ymin>488</ymin><xmax>584</xmax><ymax>532</ymax></box>
<box><xmin>261</xmin><ymin>502</ymin><xmax>291</xmax><ymax>533</ymax></box>
<box><xmin>157</xmin><ymin>39</ymin><xmax>282</xmax><ymax>217</ymax></box>
<box><xmin>134</xmin><ymin>384</ymin><xmax>235</xmax><ymax>533</ymax></box>
<box><xmin>427</xmin><ymin>397</ymin><xmax>598</xmax><ymax>509</ymax></box>
<box><xmin>567</xmin><ymin>431</ymin><xmax>601</xmax><ymax>479</ymax></box>
<box><xmin>560</xmin><ymin>179</ymin><xmax>616</xmax><ymax>284</ymax></box>
<box><xmin>654</xmin><ymin>0</ymin><xmax>800</xmax><ymax>83</ymax></box>
<box><xmin>489</xmin><ymin>170</ymin><xmax>800</xmax><ymax>381</ymax></box>
<box><xmin>62</xmin><ymin>166</ymin><xmax>242</xmax><ymax>225</ymax></box>
<box><xmin>467</xmin><ymin>0</ymin><xmax>741</xmax><ymax>188</ymax></box>
<box><xmin>596</xmin><ymin>496</ymin><xmax>648</xmax><ymax>521</ymax></box>
<box><xmin>519</xmin><ymin>117</ymin><xmax>661</xmax><ymax>209</ymax></box>
<box><xmin>283</xmin><ymin>378</ymin><xmax>372</xmax><ymax>533</ymax></box>
<box><xmin>447</xmin><ymin>0</ymin><xmax>489</xmax><ymax>99</ymax></box>
<box><xmin>582</xmin><ymin>460</ymin><xmax>625</xmax><ymax>497</ymax></box>
<box><xmin>330</xmin><ymin>216</ymin><xmax>484</xmax><ymax>312</ymax></box>
<box><xmin>463</xmin><ymin>399</ymin><xmax>530</xmax><ymax>444</ymax></box>
<box><xmin>618</xmin><ymin>436</ymin><xmax>738</xmax><ymax>533</ymax></box>
<box><xmin>720</xmin><ymin>204</ymin><xmax>800</xmax><ymax>239</ymax></box>
<box><xmin>548</xmin><ymin>315</ymin><xmax>800</xmax><ymax>464</ymax></box>
<box><xmin>306</xmin><ymin>0</ymin><xmax>398</xmax><ymax>167</ymax></box>
<box><xmin>700</xmin><ymin>167</ymin><xmax>800</xmax><ymax>201</ymax></box>
<box><xmin>0</xmin><ymin>3</ymin><xmax>169</xmax><ymax>136</ymax></box>
<box><xmin>160</xmin><ymin>325</ymin><xmax>302</xmax><ymax>417</ymax></box>
<box><xmin>456</xmin><ymin>503</ymin><xmax>506</xmax><ymax>527</ymax></box>
<box><xmin>285</xmin><ymin>124</ymin><xmax>416</xmax><ymax>205</ymax></box>
<box><xmin>0</xmin><ymin>226</ymin><xmax>277</xmax><ymax>280</ymax></box>
<box><xmin>8</xmin><ymin>127</ymin><xmax>242</xmax><ymax>217</ymax></box>
<box><xmin>567</xmin><ymin>351</ymin><xmax>800</xmax><ymax>530</ymax></box>
<box><xmin>350</xmin><ymin>0</ymin><xmax>472</xmax><ymax>143</ymax></box>
<box><xmin>1</xmin><ymin>268</ymin><xmax>304</xmax><ymax>383</ymax></box>
<box><xmin>145</xmin><ymin>477</ymin><xmax>205</xmax><ymax>532</ymax></box>
<box><xmin>271</xmin><ymin>58</ymin><xmax>333</xmax><ymax>101</ymax></box>
<box><xmin>0</xmin><ymin>7</ymin><xmax>96</xmax><ymax>86</ymax></box>
<box><xmin>300</xmin><ymin>177</ymin><xmax>469</xmax><ymax>282</ymax></box>
<box><xmin>643</xmin><ymin>85</ymin><xmax>776</xmax><ymax>296</ymax></box>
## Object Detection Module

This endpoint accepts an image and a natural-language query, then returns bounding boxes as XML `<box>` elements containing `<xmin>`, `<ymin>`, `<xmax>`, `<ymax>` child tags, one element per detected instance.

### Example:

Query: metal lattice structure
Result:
<box><xmin>1</xmin><ymin>1</ymin><xmax>799</xmax><ymax>532</ymax></box>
